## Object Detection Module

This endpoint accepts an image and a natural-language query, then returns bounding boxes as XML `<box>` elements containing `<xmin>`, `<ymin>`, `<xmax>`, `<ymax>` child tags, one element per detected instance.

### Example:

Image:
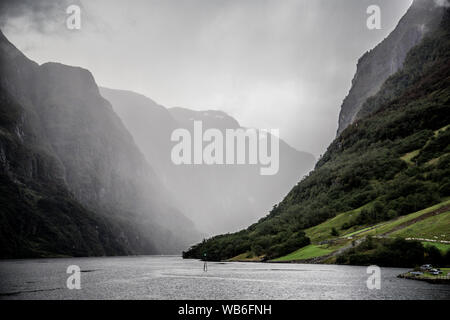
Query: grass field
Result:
<box><xmin>271</xmin><ymin>244</ymin><xmax>334</xmax><ymax>262</ymax></box>
<box><xmin>304</xmin><ymin>203</ymin><xmax>372</xmax><ymax>242</ymax></box>
<box><xmin>400</xmin><ymin>149</ymin><xmax>420</xmax><ymax>165</ymax></box>
<box><xmin>421</xmin><ymin>241</ymin><xmax>450</xmax><ymax>253</ymax></box>
<box><xmin>357</xmin><ymin>199</ymin><xmax>450</xmax><ymax>237</ymax></box>
<box><xmin>400</xmin><ymin>124</ymin><xmax>449</xmax><ymax>167</ymax></box>
<box><xmin>273</xmin><ymin>199</ymin><xmax>450</xmax><ymax>263</ymax></box>
<box><xmin>390</xmin><ymin>211</ymin><xmax>450</xmax><ymax>241</ymax></box>
<box><xmin>343</xmin><ymin>225</ymin><xmax>380</xmax><ymax>238</ymax></box>
<box><xmin>434</xmin><ymin>124</ymin><xmax>450</xmax><ymax>137</ymax></box>
<box><xmin>228</xmin><ymin>252</ymin><xmax>263</xmax><ymax>262</ymax></box>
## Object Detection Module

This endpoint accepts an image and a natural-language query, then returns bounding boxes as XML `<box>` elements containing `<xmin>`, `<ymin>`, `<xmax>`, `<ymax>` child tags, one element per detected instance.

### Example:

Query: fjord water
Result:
<box><xmin>0</xmin><ymin>256</ymin><xmax>449</xmax><ymax>300</ymax></box>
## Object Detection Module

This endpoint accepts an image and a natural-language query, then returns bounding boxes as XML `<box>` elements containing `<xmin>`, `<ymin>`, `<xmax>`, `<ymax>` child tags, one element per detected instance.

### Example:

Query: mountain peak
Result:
<box><xmin>169</xmin><ymin>106</ymin><xmax>241</xmax><ymax>130</ymax></box>
<box><xmin>38</xmin><ymin>62</ymin><xmax>99</xmax><ymax>97</ymax></box>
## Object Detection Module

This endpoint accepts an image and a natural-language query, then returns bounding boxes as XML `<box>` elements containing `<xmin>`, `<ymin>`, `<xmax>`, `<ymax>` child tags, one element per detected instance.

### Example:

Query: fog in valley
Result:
<box><xmin>0</xmin><ymin>0</ymin><xmax>414</xmax><ymax>239</ymax></box>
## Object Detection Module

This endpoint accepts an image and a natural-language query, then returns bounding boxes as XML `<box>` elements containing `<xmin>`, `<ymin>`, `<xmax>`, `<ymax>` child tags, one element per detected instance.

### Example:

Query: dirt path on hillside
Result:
<box><xmin>383</xmin><ymin>204</ymin><xmax>450</xmax><ymax>236</ymax></box>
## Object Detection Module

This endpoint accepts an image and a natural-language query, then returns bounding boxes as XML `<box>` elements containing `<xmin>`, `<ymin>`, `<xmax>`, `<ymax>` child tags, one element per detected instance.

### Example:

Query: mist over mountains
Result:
<box><xmin>0</xmin><ymin>30</ymin><xmax>199</xmax><ymax>257</ymax></box>
<box><xmin>0</xmin><ymin>28</ymin><xmax>315</xmax><ymax>257</ymax></box>
<box><xmin>100</xmin><ymin>88</ymin><xmax>315</xmax><ymax>235</ymax></box>
<box><xmin>1</xmin><ymin>0</ymin><xmax>448</xmax><ymax>265</ymax></box>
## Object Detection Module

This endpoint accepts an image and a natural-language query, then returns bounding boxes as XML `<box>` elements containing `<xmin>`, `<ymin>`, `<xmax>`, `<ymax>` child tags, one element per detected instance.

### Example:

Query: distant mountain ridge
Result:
<box><xmin>0</xmin><ymin>30</ymin><xmax>199</xmax><ymax>258</ymax></box>
<box><xmin>100</xmin><ymin>87</ymin><xmax>316</xmax><ymax>235</ymax></box>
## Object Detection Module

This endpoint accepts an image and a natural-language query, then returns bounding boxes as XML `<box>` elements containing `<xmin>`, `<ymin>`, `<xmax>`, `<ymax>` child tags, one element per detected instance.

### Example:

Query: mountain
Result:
<box><xmin>337</xmin><ymin>0</ymin><xmax>445</xmax><ymax>135</ymax></box>
<box><xmin>100</xmin><ymin>88</ymin><xmax>316</xmax><ymax>235</ymax></box>
<box><xmin>183</xmin><ymin>3</ymin><xmax>450</xmax><ymax>264</ymax></box>
<box><xmin>0</xmin><ymin>30</ymin><xmax>199</xmax><ymax>258</ymax></box>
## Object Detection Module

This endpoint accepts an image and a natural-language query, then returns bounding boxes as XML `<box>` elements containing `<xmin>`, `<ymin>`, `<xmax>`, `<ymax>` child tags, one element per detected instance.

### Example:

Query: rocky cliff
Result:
<box><xmin>337</xmin><ymin>0</ymin><xmax>445</xmax><ymax>136</ymax></box>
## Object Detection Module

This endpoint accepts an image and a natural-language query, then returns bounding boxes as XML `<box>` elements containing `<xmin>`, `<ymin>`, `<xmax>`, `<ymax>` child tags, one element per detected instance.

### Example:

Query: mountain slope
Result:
<box><xmin>97</xmin><ymin>88</ymin><xmax>179</xmax><ymax>187</ymax></box>
<box><xmin>337</xmin><ymin>0</ymin><xmax>444</xmax><ymax>135</ymax></box>
<box><xmin>183</xmin><ymin>5</ymin><xmax>450</xmax><ymax>262</ymax></box>
<box><xmin>100</xmin><ymin>88</ymin><xmax>316</xmax><ymax>235</ymax></box>
<box><xmin>0</xmin><ymin>30</ymin><xmax>199</xmax><ymax>258</ymax></box>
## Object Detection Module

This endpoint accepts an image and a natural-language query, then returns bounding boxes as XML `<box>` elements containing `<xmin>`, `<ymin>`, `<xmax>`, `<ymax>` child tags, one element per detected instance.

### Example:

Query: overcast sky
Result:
<box><xmin>1</xmin><ymin>0</ymin><xmax>413</xmax><ymax>156</ymax></box>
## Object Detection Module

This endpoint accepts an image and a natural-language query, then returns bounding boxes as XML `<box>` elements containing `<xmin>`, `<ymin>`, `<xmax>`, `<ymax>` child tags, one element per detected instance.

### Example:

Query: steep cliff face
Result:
<box><xmin>0</xmin><ymin>31</ymin><xmax>199</xmax><ymax>257</ymax></box>
<box><xmin>98</xmin><ymin>88</ymin><xmax>179</xmax><ymax>188</ymax></box>
<box><xmin>0</xmin><ymin>32</ymin><xmax>133</xmax><ymax>257</ymax></box>
<box><xmin>337</xmin><ymin>0</ymin><xmax>445</xmax><ymax>136</ymax></box>
<box><xmin>100</xmin><ymin>88</ymin><xmax>315</xmax><ymax>235</ymax></box>
<box><xmin>35</xmin><ymin>64</ymin><xmax>153</xmax><ymax>214</ymax></box>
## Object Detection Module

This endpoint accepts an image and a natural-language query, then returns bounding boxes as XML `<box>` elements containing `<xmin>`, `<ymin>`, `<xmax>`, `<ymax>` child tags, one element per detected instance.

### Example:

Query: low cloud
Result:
<box><xmin>0</xmin><ymin>0</ymin><xmax>81</xmax><ymax>32</ymax></box>
<box><xmin>1</xmin><ymin>0</ymin><xmax>413</xmax><ymax>157</ymax></box>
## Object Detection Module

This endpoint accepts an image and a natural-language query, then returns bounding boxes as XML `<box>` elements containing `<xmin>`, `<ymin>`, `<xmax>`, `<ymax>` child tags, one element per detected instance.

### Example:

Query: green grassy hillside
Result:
<box><xmin>390</xmin><ymin>211</ymin><xmax>450</xmax><ymax>240</ymax></box>
<box><xmin>273</xmin><ymin>199</ymin><xmax>450</xmax><ymax>263</ymax></box>
<box><xmin>355</xmin><ymin>199</ymin><xmax>450</xmax><ymax>238</ymax></box>
<box><xmin>272</xmin><ymin>244</ymin><xmax>335</xmax><ymax>262</ymax></box>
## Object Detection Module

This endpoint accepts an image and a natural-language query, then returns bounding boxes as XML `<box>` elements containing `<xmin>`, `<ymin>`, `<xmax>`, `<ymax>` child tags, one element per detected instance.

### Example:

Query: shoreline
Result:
<box><xmin>398</xmin><ymin>273</ymin><xmax>450</xmax><ymax>284</ymax></box>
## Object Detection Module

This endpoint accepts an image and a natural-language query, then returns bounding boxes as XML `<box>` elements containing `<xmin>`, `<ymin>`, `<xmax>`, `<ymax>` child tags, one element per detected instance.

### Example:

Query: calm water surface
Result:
<box><xmin>0</xmin><ymin>256</ymin><xmax>449</xmax><ymax>299</ymax></box>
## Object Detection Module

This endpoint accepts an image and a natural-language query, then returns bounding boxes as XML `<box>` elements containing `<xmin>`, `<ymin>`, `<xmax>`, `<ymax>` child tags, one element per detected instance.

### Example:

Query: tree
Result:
<box><xmin>331</xmin><ymin>227</ymin><xmax>339</xmax><ymax>237</ymax></box>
